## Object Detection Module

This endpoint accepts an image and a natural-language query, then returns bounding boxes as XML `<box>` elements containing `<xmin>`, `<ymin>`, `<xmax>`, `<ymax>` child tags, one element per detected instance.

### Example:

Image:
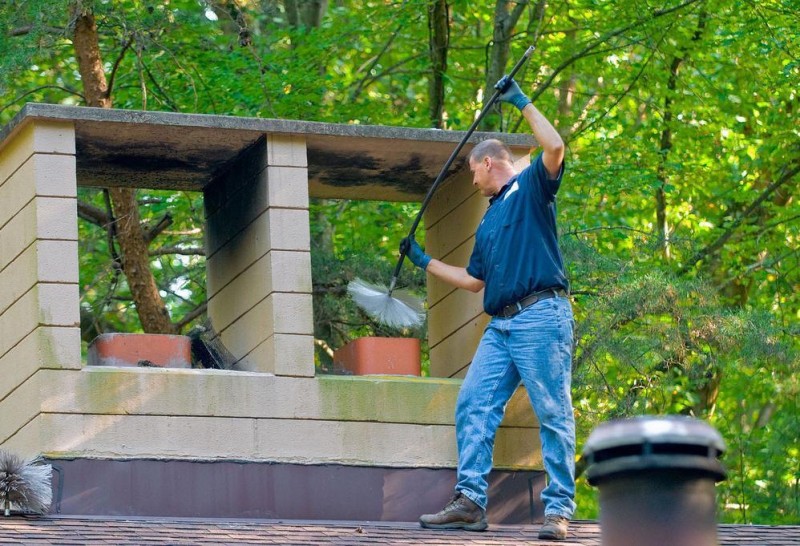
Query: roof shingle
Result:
<box><xmin>0</xmin><ymin>516</ymin><xmax>798</xmax><ymax>545</ymax></box>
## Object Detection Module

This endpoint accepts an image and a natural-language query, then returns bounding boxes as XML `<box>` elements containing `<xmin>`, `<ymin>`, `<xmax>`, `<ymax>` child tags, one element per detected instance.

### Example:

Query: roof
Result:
<box><xmin>0</xmin><ymin>103</ymin><xmax>535</xmax><ymax>202</ymax></box>
<box><xmin>1</xmin><ymin>516</ymin><xmax>798</xmax><ymax>545</ymax></box>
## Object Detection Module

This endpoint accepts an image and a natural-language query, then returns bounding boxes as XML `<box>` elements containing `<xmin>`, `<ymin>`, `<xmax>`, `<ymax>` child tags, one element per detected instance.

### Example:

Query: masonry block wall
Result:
<box><xmin>204</xmin><ymin>135</ymin><xmax>314</xmax><ymax>376</ymax></box>
<box><xmin>0</xmin><ymin>107</ymin><xmax>544</xmax><ymax>522</ymax></box>
<box><xmin>0</xmin><ymin>120</ymin><xmax>81</xmax><ymax>452</ymax></box>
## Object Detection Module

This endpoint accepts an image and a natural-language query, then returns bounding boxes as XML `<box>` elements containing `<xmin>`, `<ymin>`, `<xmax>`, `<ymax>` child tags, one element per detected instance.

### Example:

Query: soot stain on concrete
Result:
<box><xmin>308</xmin><ymin>148</ymin><xmax>465</xmax><ymax>196</ymax></box>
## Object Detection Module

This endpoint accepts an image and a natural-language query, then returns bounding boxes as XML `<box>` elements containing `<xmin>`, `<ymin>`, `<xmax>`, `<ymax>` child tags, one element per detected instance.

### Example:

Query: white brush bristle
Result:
<box><xmin>0</xmin><ymin>450</ymin><xmax>52</xmax><ymax>516</ymax></box>
<box><xmin>348</xmin><ymin>278</ymin><xmax>425</xmax><ymax>328</ymax></box>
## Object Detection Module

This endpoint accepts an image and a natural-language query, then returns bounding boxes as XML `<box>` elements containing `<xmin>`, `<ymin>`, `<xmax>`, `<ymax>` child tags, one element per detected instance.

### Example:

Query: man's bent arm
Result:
<box><xmin>426</xmin><ymin>259</ymin><xmax>485</xmax><ymax>293</ymax></box>
<box><xmin>520</xmin><ymin>103</ymin><xmax>564</xmax><ymax>178</ymax></box>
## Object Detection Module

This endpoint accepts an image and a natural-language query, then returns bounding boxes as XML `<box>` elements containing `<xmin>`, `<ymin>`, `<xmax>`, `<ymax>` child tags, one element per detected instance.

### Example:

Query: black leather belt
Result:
<box><xmin>496</xmin><ymin>288</ymin><xmax>568</xmax><ymax>318</ymax></box>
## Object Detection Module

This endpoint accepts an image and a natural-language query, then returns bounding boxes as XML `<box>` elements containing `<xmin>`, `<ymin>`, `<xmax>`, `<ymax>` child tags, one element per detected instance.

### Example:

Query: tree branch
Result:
<box><xmin>77</xmin><ymin>200</ymin><xmax>111</xmax><ymax>227</ymax></box>
<box><xmin>349</xmin><ymin>24</ymin><xmax>405</xmax><ymax>101</ymax></box>
<box><xmin>149</xmin><ymin>246</ymin><xmax>205</xmax><ymax>257</ymax></box>
<box><xmin>9</xmin><ymin>25</ymin><xmax>63</xmax><ymax>36</ymax></box>
<box><xmin>680</xmin><ymin>159</ymin><xmax>800</xmax><ymax>274</ymax></box>
<box><xmin>140</xmin><ymin>58</ymin><xmax>180</xmax><ymax>111</ymax></box>
<box><xmin>144</xmin><ymin>213</ymin><xmax>174</xmax><ymax>243</ymax></box>
<box><xmin>175</xmin><ymin>301</ymin><xmax>208</xmax><ymax>332</ymax></box>
<box><xmin>106</xmin><ymin>33</ymin><xmax>135</xmax><ymax>98</ymax></box>
<box><xmin>529</xmin><ymin>0</ymin><xmax>705</xmax><ymax>103</ymax></box>
<box><xmin>79</xmin><ymin>201</ymin><xmax>176</xmax><ymax>245</ymax></box>
<box><xmin>0</xmin><ymin>86</ymin><xmax>84</xmax><ymax>117</ymax></box>
<box><xmin>349</xmin><ymin>54</ymin><xmax>427</xmax><ymax>99</ymax></box>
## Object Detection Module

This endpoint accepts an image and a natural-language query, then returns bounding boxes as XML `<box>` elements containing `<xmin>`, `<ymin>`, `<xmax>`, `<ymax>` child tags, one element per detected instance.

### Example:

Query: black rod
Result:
<box><xmin>388</xmin><ymin>45</ymin><xmax>535</xmax><ymax>295</ymax></box>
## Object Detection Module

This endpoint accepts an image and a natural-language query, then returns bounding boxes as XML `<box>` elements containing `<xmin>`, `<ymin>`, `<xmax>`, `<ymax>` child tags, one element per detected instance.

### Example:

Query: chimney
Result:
<box><xmin>582</xmin><ymin>416</ymin><xmax>727</xmax><ymax>546</ymax></box>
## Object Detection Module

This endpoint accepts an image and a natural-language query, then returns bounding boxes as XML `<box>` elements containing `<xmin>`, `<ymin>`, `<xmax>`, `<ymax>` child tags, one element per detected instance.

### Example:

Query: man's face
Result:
<box><xmin>469</xmin><ymin>156</ymin><xmax>494</xmax><ymax>197</ymax></box>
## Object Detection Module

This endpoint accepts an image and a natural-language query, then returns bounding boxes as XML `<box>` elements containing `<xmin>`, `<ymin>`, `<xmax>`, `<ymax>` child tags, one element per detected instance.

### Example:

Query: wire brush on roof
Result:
<box><xmin>0</xmin><ymin>450</ymin><xmax>52</xmax><ymax>516</ymax></box>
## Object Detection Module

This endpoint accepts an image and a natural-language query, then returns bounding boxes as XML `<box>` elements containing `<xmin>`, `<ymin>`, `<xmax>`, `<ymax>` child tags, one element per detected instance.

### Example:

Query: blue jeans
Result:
<box><xmin>455</xmin><ymin>296</ymin><xmax>576</xmax><ymax>518</ymax></box>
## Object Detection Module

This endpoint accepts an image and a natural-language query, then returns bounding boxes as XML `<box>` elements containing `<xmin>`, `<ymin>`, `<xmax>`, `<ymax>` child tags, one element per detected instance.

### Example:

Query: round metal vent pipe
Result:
<box><xmin>582</xmin><ymin>416</ymin><xmax>727</xmax><ymax>546</ymax></box>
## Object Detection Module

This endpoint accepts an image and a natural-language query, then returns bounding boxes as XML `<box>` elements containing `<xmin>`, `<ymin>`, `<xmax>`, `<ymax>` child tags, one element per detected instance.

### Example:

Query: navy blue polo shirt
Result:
<box><xmin>466</xmin><ymin>152</ymin><xmax>568</xmax><ymax>316</ymax></box>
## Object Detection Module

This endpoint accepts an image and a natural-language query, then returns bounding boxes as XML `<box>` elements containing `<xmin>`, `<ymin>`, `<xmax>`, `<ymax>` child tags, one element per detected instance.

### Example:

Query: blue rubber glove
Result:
<box><xmin>400</xmin><ymin>237</ymin><xmax>431</xmax><ymax>270</ymax></box>
<box><xmin>495</xmin><ymin>76</ymin><xmax>532</xmax><ymax>111</ymax></box>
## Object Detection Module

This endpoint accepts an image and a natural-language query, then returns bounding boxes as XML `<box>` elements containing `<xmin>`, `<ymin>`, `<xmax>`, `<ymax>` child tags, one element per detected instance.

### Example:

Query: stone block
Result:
<box><xmin>206</xmin><ymin>214</ymin><xmax>270</xmax><ymax>288</ymax></box>
<box><xmin>215</xmin><ymin>292</ymin><xmax>313</xmax><ymax>367</ymax></box>
<box><xmin>252</xmin><ymin>418</ymin><xmax>458</xmax><ymax>467</ymax></box>
<box><xmin>0</xmin><ymin>121</ymin><xmax>75</xmax><ymax>185</ymax></box>
<box><xmin>267</xmin><ymin>134</ymin><xmax>307</xmax><ymax>167</ymax></box>
<box><xmin>265</xmin><ymin>166</ymin><xmax>309</xmax><ymax>208</ymax></box>
<box><xmin>426</xmin><ymin>170</ymin><xmax>475</xmax><ymax>224</ymax></box>
<box><xmin>206</xmin><ymin>207</ymin><xmax>310</xmax><ymax>260</ymax></box>
<box><xmin>428</xmin><ymin>287</ymin><xmax>484</xmax><ymax>345</ymax></box>
<box><xmin>203</xmin><ymin>138</ymin><xmax>269</xmax><ymax>218</ymax></box>
<box><xmin>425</xmin><ymin>238</ymin><xmax>475</xmax><ymax>306</ymax></box>
<box><xmin>207</xmin><ymin>249</ymin><xmax>311</xmax><ymax>304</ymax></box>
<box><xmin>0</xmin><ymin>155</ymin><xmax>76</xmax><ymax>226</ymax></box>
<box><xmin>0</xmin><ymin>327</ymin><xmax>81</xmax><ymax>401</ymax></box>
<box><xmin>265</xmin><ymin>208</ymin><xmax>311</xmax><ymax>252</ymax></box>
<box><xmin>425</xmin><ymin>193</ymin><xmax>485</xmax><ymax>258</ymax></box>
<box><xmin>37</xmin><ymin>196</ymin><xmax>78</xmax><ymax>240</ymax></box>
<box><xmin>0</xmin><ymin>283</ymin><xmax>79</xmax><ymax>358</ymax></box>
<box><xmin>0</xmin><ymin>202</ymin><xmax>36</xmax><ymax>271</ymax></box>
<box><xmin>0</xmin><ymin>370</ymin><xmax>41</xmax><ymax>444</ymax></box>
<box><xmin>38</xmin><ymin>413</ymin><xmax>258</xmax><ymax>459</ymax></box>
<box><xmin>268</xmin><ymin>333</ymin><xmax>314</xmax><ymax>377</ymax></box>
<box><xmin>239</xmin><ymin>333</ymin><xmax>315</xmax><ymax>376</ymax></box>
<box><xmin>429</xmin><ymin>315</ymin><xmax>487</xmax><ymax>378</ymax></box>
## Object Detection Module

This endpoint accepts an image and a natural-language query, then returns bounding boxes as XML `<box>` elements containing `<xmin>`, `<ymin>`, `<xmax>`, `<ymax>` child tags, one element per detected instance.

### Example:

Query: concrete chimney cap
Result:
<box><xmin>582</xmin><ymin>415</ymin><xmax>726</xmax><ymax>456</ymax></box>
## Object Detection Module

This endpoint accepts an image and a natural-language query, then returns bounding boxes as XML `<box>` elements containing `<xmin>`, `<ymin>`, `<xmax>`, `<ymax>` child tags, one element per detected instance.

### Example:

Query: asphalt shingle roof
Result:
<box><xmin>0</xmin><ymin>516</ymin><xmax>798</xmax><ymax>545</ymax></box>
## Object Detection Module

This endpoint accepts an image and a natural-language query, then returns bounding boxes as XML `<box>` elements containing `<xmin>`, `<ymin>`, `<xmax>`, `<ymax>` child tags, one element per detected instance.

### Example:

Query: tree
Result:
<box><xmin>71</xmin><ymin>1</ymin><xmax>175</xmax><ymax>333</ymax></box>
<box><xmin>427</xmin><ymin>0</ymin><xmax>449</xmax><ymax>128</ymax></box>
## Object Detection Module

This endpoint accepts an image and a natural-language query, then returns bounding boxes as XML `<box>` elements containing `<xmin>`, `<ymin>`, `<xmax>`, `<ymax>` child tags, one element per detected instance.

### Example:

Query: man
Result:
<box><xmin>401</xmin><ymin>77</ymin><xmax>576</xmax><ymax>541</ymax></box>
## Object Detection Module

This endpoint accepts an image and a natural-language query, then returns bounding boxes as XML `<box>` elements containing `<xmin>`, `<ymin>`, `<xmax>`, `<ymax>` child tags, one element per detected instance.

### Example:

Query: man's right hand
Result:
<box><xmin>400</xmin><ymin>237</ymin><xmax>432</xmax><ymax>270</ymax></box>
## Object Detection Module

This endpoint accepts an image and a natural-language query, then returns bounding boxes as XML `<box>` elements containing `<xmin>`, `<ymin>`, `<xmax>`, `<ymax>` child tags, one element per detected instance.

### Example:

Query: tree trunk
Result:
<box><xmin>556</xmin><ymin>29</ymin><xmax>577</xmax><ymax>124</ymax></box>
<box><xmin>482</xmin><ymin>0</ymin><xmax>528</xmax><ymax>130</ymax></box>
<box><xmin>71</xmin><ymin>2</ymin><xmax>175</xmax><ymax>334</ymax></box>
<box><xmin>284</xmin><ymin>0</ymin><xmax>327</xmax><ymax>29</ymax></box>
<box><xmin>427</xmin><ymin>0</ymin><xmax>449</xmax><ymax>128</ymax></box>
<box><xmin>71</xmin><ymin>3</ymin><xmax>110</xmax><ymax>108</ymax></box>
<box><xmin>655</xmin><ymin>55</ymin><xmax>681</xmax><ymax>260</ymax></box>
<box><xmin>108</xmin><ymin>187</ymin><xmax>175</xmax><ymax>332</ymax></box>
<box><xmin>300</xmin><ymin>0</ymin><xmax>328</xmax><ymax>28</ymax></box>
<box><xmin>655</xmin><ymin>11</ymin><xmax>706</xmax><ymax>260</ymax></box>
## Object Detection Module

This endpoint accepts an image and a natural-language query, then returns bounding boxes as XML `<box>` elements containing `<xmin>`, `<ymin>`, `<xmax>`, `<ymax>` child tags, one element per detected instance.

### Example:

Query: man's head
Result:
<box><xmin>467</xmin><ymin>139</ymin><xmax>516</xmax><ymax>197</ymax></box>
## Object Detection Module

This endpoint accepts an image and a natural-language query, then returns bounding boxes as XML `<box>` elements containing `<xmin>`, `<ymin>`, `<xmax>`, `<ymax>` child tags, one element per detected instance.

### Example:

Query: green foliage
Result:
<box><xmin>78</xmin><ymin>188</ymin><xmax>206</xmax><ymax>341</ymax></box>
<box><xmin>564</xmin><ymin>232</ymin><xmax>799</xmax><ymax>522</ymax></box>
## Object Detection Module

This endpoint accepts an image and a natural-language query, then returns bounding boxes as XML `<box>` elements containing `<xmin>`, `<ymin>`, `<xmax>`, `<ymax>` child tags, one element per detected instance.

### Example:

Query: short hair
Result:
<box><xmin>468</xmin><ymin>139</ymin><xmax>512</xmax><ymax>163</ymax></box>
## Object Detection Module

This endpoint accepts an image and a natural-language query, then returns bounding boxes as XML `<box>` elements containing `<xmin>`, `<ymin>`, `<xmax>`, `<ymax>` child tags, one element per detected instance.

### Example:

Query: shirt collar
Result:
<box><xmin>489</xmin><ymin>174</ymin><xmax>519</xmax><ymax>205</ymax></box>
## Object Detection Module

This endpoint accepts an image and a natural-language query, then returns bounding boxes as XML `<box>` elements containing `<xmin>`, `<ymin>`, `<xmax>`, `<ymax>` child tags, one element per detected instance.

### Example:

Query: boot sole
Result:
<box><xmin>419</xmin><ymin>520</ymin><xmax>488</xmax><ymax>532</ymax></box>
<box><xmin>538</xmin><ymin>530</ymin><xmax>568</xmax><ymax>540</ymax></box>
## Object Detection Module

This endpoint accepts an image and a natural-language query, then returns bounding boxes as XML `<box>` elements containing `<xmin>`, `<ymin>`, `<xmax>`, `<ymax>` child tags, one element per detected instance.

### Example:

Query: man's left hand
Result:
<box><xmin>495</xmin><ymin>76</ymin><xmax>532</xmax><ymax>111</ymax></box>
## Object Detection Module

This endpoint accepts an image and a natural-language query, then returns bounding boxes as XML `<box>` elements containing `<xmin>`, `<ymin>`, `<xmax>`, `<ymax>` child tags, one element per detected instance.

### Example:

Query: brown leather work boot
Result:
<box><xmin>538</xmin><ymin>514</ymin><xmax>569</xmax><ymax>540</ymax></box>
<box><xmin>419</xmin><ymin>492</ymin><xmax>488</xmax><ymax>531</ymax></box>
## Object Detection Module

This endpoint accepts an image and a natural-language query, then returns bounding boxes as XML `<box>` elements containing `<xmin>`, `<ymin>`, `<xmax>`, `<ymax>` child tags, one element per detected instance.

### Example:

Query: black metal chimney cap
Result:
<box><xmin>582</xmin><ymin>415</ymin><xmax>727</xmax><ymax>485</ymax></box>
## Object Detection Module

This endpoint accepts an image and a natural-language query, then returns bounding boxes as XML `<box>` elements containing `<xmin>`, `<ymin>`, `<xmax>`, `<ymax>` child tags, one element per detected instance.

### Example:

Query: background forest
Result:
<box><xmin>1</xmin><ymin>0</ymin><xmax>797</xmax><ymax>524</ymax></box>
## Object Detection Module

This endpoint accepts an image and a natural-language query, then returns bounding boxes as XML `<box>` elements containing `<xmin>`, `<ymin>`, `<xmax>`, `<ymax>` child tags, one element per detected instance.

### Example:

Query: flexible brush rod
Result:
<box><xmin>390</xmin><ymin>45</ymin><xmax>535</xmax><ymax>294</ymax></box>
<box><xmin>405</xmin><ymin>45</ymin><xmax>534</xmax><ymax>239</ymax></box>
